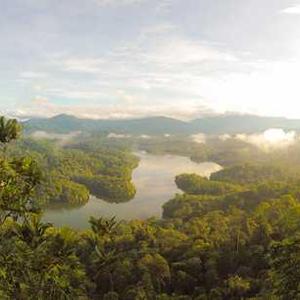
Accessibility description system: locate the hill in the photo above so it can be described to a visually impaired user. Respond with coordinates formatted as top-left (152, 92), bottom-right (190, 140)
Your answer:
top-left (23, 113), bottom-right (300, 135)
top-left (190, 114), bottom-right (300, 134)
top-left (23, 114), bottom-right (189, 135)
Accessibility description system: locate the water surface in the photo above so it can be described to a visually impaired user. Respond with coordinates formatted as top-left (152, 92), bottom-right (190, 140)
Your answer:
top-left (43, 152), bottom-right (222, 228)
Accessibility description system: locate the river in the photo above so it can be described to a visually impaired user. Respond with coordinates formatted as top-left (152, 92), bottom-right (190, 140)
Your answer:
top-left (43, 152), bottom-right (222, 229)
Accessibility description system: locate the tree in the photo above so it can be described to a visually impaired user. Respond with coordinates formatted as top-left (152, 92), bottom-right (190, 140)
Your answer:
top-left (223, 275), bottom-right (251, 299)
top-left (271, 238), bottom-right (300, 299)
top-left (0, 116), bottom-right (21, 151)
top-left (0, 117), bottom-right (88, 299)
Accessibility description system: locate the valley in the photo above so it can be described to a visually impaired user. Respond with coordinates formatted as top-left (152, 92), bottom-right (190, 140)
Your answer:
top-left (43, 151), bottom-right (222, 227)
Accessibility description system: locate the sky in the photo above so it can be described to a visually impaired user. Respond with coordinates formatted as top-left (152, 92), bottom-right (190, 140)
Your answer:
top-left (1, 0), bottom-right (300, 119)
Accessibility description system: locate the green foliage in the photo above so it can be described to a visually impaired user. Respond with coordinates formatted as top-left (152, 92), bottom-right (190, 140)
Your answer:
top-left (0, 119), bottom-right (88, 298)
top-left (271, 238), bottom-right (300, 299)
top-left (0, 116), bottom-right (21, 145)
top-left (175, 173), bottom-right (241, 195)
top-left (0, 156), bottom-right (42, 222)
top-left (6, 135), bottom-right (138, 206)
top-left (76, 174), bottom-right (136, 203)
top-left (211, 164), bottom-right (286, 185)
top-left (3, 116), bottom-right (300, 298)
top-left (0, 215), bottom-right (88, 299)
top-left (224, 275), bottom-right (251, 299)
top-left (49, 177), bottom-right (90, 205)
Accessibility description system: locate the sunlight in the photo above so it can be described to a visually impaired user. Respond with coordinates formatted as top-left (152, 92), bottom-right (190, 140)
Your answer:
top-left (200, 59), bottom-right (300, 118)
top-left (263, 128), bottom-right (295, 144)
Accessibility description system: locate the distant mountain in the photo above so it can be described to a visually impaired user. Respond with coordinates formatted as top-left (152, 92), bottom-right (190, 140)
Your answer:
top-left (23, 114), bottom-right (190, 135)
top-left (190, 115), bottom-right (300, 134)
top-left (23, 113), bottom-right (300, 135)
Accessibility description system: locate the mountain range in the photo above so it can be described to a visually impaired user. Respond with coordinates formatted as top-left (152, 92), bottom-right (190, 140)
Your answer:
top-left (22, 114), bottom-right (300, 135)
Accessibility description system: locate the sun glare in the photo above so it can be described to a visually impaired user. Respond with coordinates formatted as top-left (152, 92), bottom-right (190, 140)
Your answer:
top-left (263, 128), bottom-right (295, 144)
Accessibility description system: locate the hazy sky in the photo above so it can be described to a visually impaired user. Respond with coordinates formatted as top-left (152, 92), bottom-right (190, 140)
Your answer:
top-left (1, 0), bottom-right (300, 119)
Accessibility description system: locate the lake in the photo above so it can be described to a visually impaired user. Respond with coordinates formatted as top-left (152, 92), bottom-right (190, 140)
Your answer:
top-left (43, 152), bottom-right (222, 229)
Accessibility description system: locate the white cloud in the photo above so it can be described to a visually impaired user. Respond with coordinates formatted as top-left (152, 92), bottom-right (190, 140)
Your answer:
top-left (141, 38), bottom-right (239, 65)
top-left (107, 133), bottom-right (131, 138)
top-left (31, 131), bottom-right (81, 145)
top-left (19, 23), bottom-right (300, 121)
top-left (281, 5), bottom-right (300, 14)
top-left (140, 134), bottom-right (151, 139)
top-left (155, 0), bottom-right (174, 14)
top-left (15, 19), bottom-right (298, 120)
top-left (32, 96), bottom-right (53, 106)
top-left (4, 0), bottom-right (300, 121)
top-left (18, 97), bottom-right (209, 120)
top-left (63, 58), bottom-right (105, 73)
top-left (140, 23), bottom-right (177, 37)
top-left (31, 130), bottom-right (80, 140)
top-left (190, 133), bottom-right (206, 144)
top-left (94, 0), bottom-right (146, 6)
top-left (22, 35), bottom-right (300, 119)
top-left (196, 59), bottom-right (300, 117)
top-left (38, 29), bottom-right (240, 118)
top-left (235, 129), bottom-right (297, 151)
top-left (45, 89), bottom-right (105, 100)
top-left (116, 89), bottom-right (140, 104)
top-left (219, 134), bottom-right (231, 141)
top-left (20, 71), bottom-right (47, 79)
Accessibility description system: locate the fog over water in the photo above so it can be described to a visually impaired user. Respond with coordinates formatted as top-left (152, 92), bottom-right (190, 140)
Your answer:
top-left (43, 152), bottom-right (222, 229)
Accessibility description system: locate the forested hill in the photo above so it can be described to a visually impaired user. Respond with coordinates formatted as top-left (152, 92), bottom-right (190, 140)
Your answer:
top-left (23, 114), bottom-right (190, 135)
top-left (23, 113), bottom-right (300, 135)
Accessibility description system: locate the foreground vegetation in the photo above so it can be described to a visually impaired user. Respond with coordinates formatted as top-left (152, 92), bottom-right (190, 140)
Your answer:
top-left (1, 116), bottom-right (300, 299)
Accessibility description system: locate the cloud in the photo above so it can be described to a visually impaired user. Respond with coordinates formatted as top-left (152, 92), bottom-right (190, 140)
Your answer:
top-left (139, 134), bottom-right (151, 139)
top-left (281, 5), bottom-right (300, 14)
top-left (25, 27), bottom-right (238, 118)
top-left (196, 59), bottom-right (300, 117)
top-left (45, 89), bottom-right (105, 100)
top-left (20, 72), bottom-right (48, 79)
top-left (140, 23), bottom-right (177, 37)
top-left (94, 0), bottom-right (146, 6)
top-left (17, 35), bottom-right (300, 120)
top-left (107, 133), bottom-right (131, 138)
top-left (141, 38), bottom-right (238, 65)
top-left (235, 128), bottom-right (297, 151)
top-left (155, 0), bottom-right (173, 14)
top-left (190, 133), bottom-right (206, 144)
top-left (116, 90), bottom-right (140, 104)
top-left (219, 134), bottom-right (231, 141)
top-left (32, 97), bottom-right (53, 106)
top-left (30, 131), bottom-right (81, 145)
top-left (3, 0), bottom-right (300, 121)
top-left (18, 97), bottom-right (211, 120)
top-left (10, 15), bottom-right (290, 120)
top-left (56, 34), bottom-right (237, 81)
top-left (63, 58), bottom-right (104, 73)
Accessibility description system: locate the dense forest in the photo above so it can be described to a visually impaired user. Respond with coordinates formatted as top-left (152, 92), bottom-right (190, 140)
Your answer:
top-left (1, 116), bottom-right (300, 299)
top-left (4, 132), bottom-right (138, 206)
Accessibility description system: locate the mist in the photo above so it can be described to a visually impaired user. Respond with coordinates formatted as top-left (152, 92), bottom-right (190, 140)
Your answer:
top-left (235, 128), bottom-right (297, 151)
top-left (190, 133), bottom-right (207, 144)
top-left (30, 131), bottom-right (81, 145)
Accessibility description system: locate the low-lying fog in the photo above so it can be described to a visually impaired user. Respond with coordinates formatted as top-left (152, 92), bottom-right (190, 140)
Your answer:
top-left (191, 128), bottom-right (297, 151)
top-left (30, 131), bottom-right (81, 145)
top-left (31, 128), bottom-right (298, 152)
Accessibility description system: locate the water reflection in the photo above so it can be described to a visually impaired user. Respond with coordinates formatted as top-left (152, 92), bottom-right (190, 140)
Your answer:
top-left (43, 152), bottom-right (222, 228)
